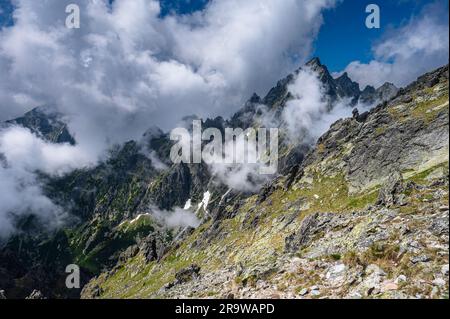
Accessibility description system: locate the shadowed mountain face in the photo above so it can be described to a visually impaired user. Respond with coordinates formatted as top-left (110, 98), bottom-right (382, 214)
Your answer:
top-left (0, 60), bottom-right (447, 299)
top-left (5, 106), bottom-right (76, 145)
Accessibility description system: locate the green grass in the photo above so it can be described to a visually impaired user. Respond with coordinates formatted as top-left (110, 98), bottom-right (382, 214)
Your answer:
top-left (411, 93), bottom-right (449, 123)
top-left (274, 172), bottom-right (378, 215)
top-left (406, 162), bottom-right (449, 185)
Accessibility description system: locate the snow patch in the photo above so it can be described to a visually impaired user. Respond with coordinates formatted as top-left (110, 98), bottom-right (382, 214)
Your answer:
top-left (130, 213), bottom-right (152, 224)
top-left (118, 213), bottom-right (152, 228)
top-left (183, 199), bottom-right (192, 210)
top-left (196, 191), bottom-right (211, 216)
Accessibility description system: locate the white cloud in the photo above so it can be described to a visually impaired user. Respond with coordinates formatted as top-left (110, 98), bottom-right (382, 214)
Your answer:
top-left (0, 126), bottom-right (96, 175)
top-left (341, 1), bottom-right (449, 88)
top-left (0, 0), bottom-right (336, 134)
top-left (282, 68), bottom-right (329, 143)
top-left (0, 125), bottom-right (96, 238)
top-left (281, 67), bottom-right (373, 145)
top-left (0, 165), bottom-right (65, 238)
top-left (204, 127), bottom-right (276, 192)
top-left (150, 206), bottom-right (200, 228)
top-left (0, 0), bottom-right (337, 235)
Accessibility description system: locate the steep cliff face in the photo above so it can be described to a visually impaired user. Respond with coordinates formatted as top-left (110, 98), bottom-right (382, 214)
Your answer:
top-left (81, 65), bottom-right (449, 299)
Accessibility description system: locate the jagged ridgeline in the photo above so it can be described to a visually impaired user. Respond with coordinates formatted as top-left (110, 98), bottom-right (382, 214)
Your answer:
top-left (0, 60), bottom-right (448, 299)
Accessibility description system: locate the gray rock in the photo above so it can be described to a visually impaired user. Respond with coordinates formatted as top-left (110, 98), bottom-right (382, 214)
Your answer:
top-left (357, 264), bottom-right (386, 296)
top-left (26, 290), bottom-right (46, 299)
top-left (175, 264), bottom-right (201, 284)
top-left (326, 264), bottom-right (347, 286)
top-left (376, 82), bottom-right (399, 102)
top-left (429, 213), bottom-right (449, 236)
top-left (118, 245), bottom-right (139, 264)
top-left (309, 286), bottom-right (321, 296)
top-left (376, 170), bottom-right (404, 207)
top-left (299, 288), bottom-right (308, 296)
top-left (432, 278), bottom-right (446, 287)
top-left (441, 264), bottom-right (449, 276)
top-left (140, 234), bottom-right (166, 263)
top-left (394, 275), bottom-right (407, 284)
top-left (285, 213), bottom-right (319, 253)
top-left (410, 255), bottom-right (431, 264)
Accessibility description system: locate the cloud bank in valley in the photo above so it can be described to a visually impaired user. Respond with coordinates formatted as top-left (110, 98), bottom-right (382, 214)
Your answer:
top-left (0, 126), bottom-right (96, 238)
top-left (150, 206), bottom-right (200, 229)
top-left (283, 68), bottom-right (371, 144)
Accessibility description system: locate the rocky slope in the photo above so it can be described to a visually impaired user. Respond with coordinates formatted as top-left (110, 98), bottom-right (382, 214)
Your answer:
top-left (81, 65), bottom-right (449, 299)
top-left (0, 60), bottom-right (447, 299)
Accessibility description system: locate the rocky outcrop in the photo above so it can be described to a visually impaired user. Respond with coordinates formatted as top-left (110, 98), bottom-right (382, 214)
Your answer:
top-left (335, 72), bottom-right (361, 104)
top-left (376, 171), bottom-right (405, 207)
top-left (140, 234), bottom-right (167, 263)
top-left (297, 65), bottom-right (449, 195)
top-left (360, 83), bottom-right (399, 105)
top-left (26, 290), bottom-right (46, 299)
top-left (285, 213), bottom-right (319, 253)
top-left (377, 82), bottom-right (399, 102)
top-left (175, 264), bottom-right (201, 284)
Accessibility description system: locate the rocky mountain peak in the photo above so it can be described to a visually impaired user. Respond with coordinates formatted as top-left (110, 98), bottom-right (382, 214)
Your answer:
top-left (5, 106), bottom-right (75, 145)
top-left (142, 126), bottom-right (164, 139)
top-left (336, 71), bottom-right (350, 80)
top-left (305, 57), bottom-right (322, 68)
top-left (248, 93), bottom-right (262, 104)
top-left (304, 57), bottom-right (332, 80)
top-left (335, 72), bottom-right (361, 101)
top-left (376, 82), bottom-right (399, 101)
top-left (362, 85), bottom-right (376, 94)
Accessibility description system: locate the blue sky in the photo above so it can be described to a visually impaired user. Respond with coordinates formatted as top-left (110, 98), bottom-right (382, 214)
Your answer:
top-left (153, 0), bottom-right (446, 72)
top-left (315, 0), bottom-right (440, 71)
top-left (0, 0), bottom-right (13, 28)
top-left (0, 0), bottom-right (446, 72)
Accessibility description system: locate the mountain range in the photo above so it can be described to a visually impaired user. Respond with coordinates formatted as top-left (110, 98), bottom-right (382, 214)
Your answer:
top-left (0, 58), bottom-right (448, 299)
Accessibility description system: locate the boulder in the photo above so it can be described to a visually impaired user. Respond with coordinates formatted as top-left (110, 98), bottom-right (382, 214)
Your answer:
top-left (285, 213), bottom-right (319, 253)
top-left (377, 171), bottom-right (404, 207)
top-left (175, 264), bottom-right (201, 284)
top-left (140, 234), bottom-right (166, 263)
top-left (26, 290), bottom-right (46, 299)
